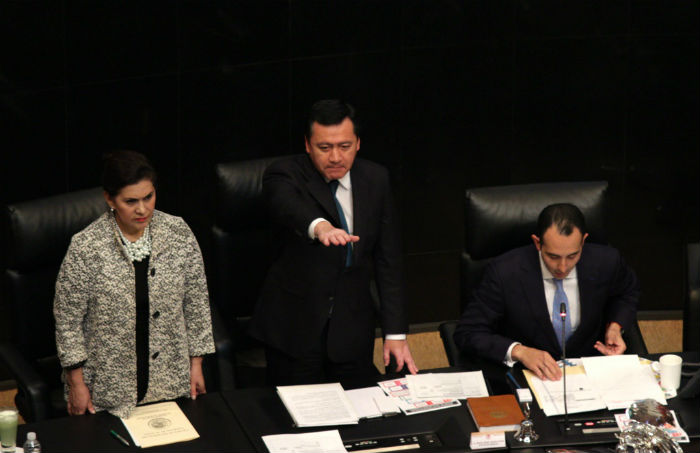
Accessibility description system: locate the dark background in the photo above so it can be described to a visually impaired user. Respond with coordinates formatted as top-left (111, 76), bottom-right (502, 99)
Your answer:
top-left (1, 0), bottom-right (698, 324)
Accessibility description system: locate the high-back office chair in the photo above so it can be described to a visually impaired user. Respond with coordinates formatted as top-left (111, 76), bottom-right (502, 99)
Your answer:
top-left (211, 156), bottom-right (283, 387)
top-left (0, 188), bottom-right (105, 422)
top-left (440, 181), bottom-right (648, 367)
top-left (685, 242), bottom-right (700, 352)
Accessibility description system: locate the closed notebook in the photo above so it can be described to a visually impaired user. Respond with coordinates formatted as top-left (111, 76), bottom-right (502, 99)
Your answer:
top-left (466, 394), bottom-right (524, 432)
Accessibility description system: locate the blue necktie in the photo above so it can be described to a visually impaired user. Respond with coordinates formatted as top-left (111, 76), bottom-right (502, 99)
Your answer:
top-left (552, 279), bottom-right (573, 346)
top-left (329, 180), bottom-right (352, 267)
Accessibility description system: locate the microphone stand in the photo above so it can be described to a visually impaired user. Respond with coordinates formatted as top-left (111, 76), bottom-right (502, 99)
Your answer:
top-left (560, 302), bottom-right (569, 433)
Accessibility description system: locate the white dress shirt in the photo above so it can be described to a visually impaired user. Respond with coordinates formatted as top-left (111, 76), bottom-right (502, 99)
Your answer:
top-left (307, 171), bottom-right (405, 341)
top-left (308, 171), bottom-right (353, 237)
top-left (504, 251), bottom-right (581, 364)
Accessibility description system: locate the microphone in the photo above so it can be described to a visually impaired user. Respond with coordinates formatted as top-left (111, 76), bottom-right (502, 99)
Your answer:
top-left (560, 302), bottom-right (569, 432)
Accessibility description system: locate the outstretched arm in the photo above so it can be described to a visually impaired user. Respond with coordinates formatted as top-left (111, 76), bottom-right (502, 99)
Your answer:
top-left (314, 220), bottom-right (360, 246)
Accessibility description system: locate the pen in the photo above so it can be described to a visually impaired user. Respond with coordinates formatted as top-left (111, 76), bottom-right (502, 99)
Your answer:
top-left (506, 371), bottom-right (521, 389)
top-left (110, 429), bottom-right (130, 447)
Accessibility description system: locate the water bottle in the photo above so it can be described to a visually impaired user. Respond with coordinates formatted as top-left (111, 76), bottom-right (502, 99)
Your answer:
top-left (23, 431), bottom-right (41, 453)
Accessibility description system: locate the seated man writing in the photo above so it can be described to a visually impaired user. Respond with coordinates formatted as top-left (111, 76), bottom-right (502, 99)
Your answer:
top-left (454, 203), bottom-right (640, 381)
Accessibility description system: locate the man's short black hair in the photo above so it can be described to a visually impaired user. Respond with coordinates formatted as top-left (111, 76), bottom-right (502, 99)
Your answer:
top-left (536, 203), bottom-right (587, 240)
top-left (306, 99), bottom-right (359, 139)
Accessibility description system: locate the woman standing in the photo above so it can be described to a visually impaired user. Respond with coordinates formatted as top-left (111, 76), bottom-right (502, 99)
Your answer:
top-left (54, 150), bottom-right (215, 417)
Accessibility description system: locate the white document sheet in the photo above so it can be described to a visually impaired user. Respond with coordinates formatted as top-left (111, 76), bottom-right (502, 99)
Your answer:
top-left (405, 371), bottom-right (489, 399)
top-left (582, 355), bottom-right (667, 410)
top-left (277, 383), bottom-right (359, 427)
top-left (524, 367), bottom-right (606, 416)
top-left (345, 387), bottom-right (394, 419)
top-left (262, 430), bottom-right (347, 453)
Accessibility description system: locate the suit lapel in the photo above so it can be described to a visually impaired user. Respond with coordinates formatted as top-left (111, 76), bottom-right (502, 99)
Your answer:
top-left (349, 164), bottom-right (366, 261)
top-left (569, 247), bottom-right (597, 349)
top-left (302, 157), bottom-right (341, 226)
top-left (520, 247), bottom-right (561, 354)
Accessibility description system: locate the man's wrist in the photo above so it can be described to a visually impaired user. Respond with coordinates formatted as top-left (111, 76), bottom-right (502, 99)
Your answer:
top-left (607, 321), bottom-right (624, 334)
top-left (308, 218), bottom-right (327, 239)
top-left (504, 342), bottom-right (522, 366)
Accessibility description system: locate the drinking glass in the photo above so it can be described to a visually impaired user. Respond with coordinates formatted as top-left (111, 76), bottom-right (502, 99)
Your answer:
top-left (0, 407), bottom-right (18, 453)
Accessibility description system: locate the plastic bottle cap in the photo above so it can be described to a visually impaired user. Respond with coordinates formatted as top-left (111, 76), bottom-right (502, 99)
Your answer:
top-left (27, 432), bottom-right (36, 441)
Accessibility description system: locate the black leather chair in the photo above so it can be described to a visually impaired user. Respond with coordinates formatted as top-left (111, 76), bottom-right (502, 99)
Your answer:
top-left (0, 188), bottom-right (105, 422)
top-left (440, 180), bottom-right (647, 367)
top-left (685, 242), bottom-right (700, 352)
top-left (211, 156), bottom-right (283, 387)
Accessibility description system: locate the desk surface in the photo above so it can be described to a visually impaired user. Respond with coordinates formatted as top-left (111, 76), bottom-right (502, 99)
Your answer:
top-left (15, 359), bottom-right (700, 453)
top-left (223, 387), bottom-right (489, 453)
top-left (16, 392), bottom-right (255, 452)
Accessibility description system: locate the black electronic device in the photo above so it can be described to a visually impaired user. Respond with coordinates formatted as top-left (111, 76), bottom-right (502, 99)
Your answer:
top-left (556, 415), bottom-right (620, 435)
top-left (344, 433), bottom-right (440, 452)
top-left (560, 302), bottom-right (570, 433)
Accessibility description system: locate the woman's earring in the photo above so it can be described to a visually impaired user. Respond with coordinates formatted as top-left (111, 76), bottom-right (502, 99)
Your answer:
top-left (110, 207), bottom-right (115, 213)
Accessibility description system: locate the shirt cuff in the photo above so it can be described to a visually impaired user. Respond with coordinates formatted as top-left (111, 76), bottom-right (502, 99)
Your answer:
top-left (503, 342), bottom-right (521, 367)
top-left (308, 218), bottom-right (327, 239)
top-left (385, 334), bottom-right (407, 341)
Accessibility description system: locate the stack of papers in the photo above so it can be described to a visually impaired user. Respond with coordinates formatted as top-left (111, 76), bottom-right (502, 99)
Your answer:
top-left (523, 361), bottom-right (606, 416)
top-left (377, 378), bottom-right (461, 415)
top-left (262, 430), bottom-right (347, 453)
top-left (378, 371), bottom-right (489, 415)
top-left (524, 355), bottom-right (669, 417)
top-left (344, 387), bottom-right (400, 419)
top-left (277, 372), bottom-right (490, 425)
top-left (581, 355), bottom-right (666, 410)
top-left (277, 383), bottom-right (359, 427)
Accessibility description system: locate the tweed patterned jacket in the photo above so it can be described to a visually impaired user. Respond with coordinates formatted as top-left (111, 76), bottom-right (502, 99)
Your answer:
top-left (54, 210), bottom-right (215, 418)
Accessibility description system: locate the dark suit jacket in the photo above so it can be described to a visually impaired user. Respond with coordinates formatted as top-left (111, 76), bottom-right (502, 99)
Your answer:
top-left (249, 154), bottom-right (407, 361)
top-left (454, 243), bottom-right (639, 363)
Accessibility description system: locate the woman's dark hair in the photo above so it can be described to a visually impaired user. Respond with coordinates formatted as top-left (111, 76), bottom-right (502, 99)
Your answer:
top-left (102, 150), bottom-right (158, 197)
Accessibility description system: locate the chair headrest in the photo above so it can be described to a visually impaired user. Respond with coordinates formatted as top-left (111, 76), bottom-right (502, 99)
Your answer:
top-left (465, 181), bottom-right (608, 260)
top-left (4, 187), bottom-right (106, 271)
top-left (214, 157), bottom-right (283, 232)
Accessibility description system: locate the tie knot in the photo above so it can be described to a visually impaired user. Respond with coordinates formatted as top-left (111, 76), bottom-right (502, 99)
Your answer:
top-left (554, 278), bottom-right (564, 288)
top-left (329, 179), bottom-right (340, 194)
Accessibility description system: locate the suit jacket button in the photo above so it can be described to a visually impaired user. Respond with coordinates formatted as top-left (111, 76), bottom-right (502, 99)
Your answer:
top-left (329, 296), bottom-right (334, 301)
top-left (152, 311), bottom-right (160, 319)
top-left (152, 352), bottom-right (159, 359)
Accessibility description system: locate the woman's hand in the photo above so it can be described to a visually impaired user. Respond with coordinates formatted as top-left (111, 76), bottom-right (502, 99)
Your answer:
top-left (189, 356), bottom-right (206, 400)
top-left (66, 368), bottom-right (96, 415)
